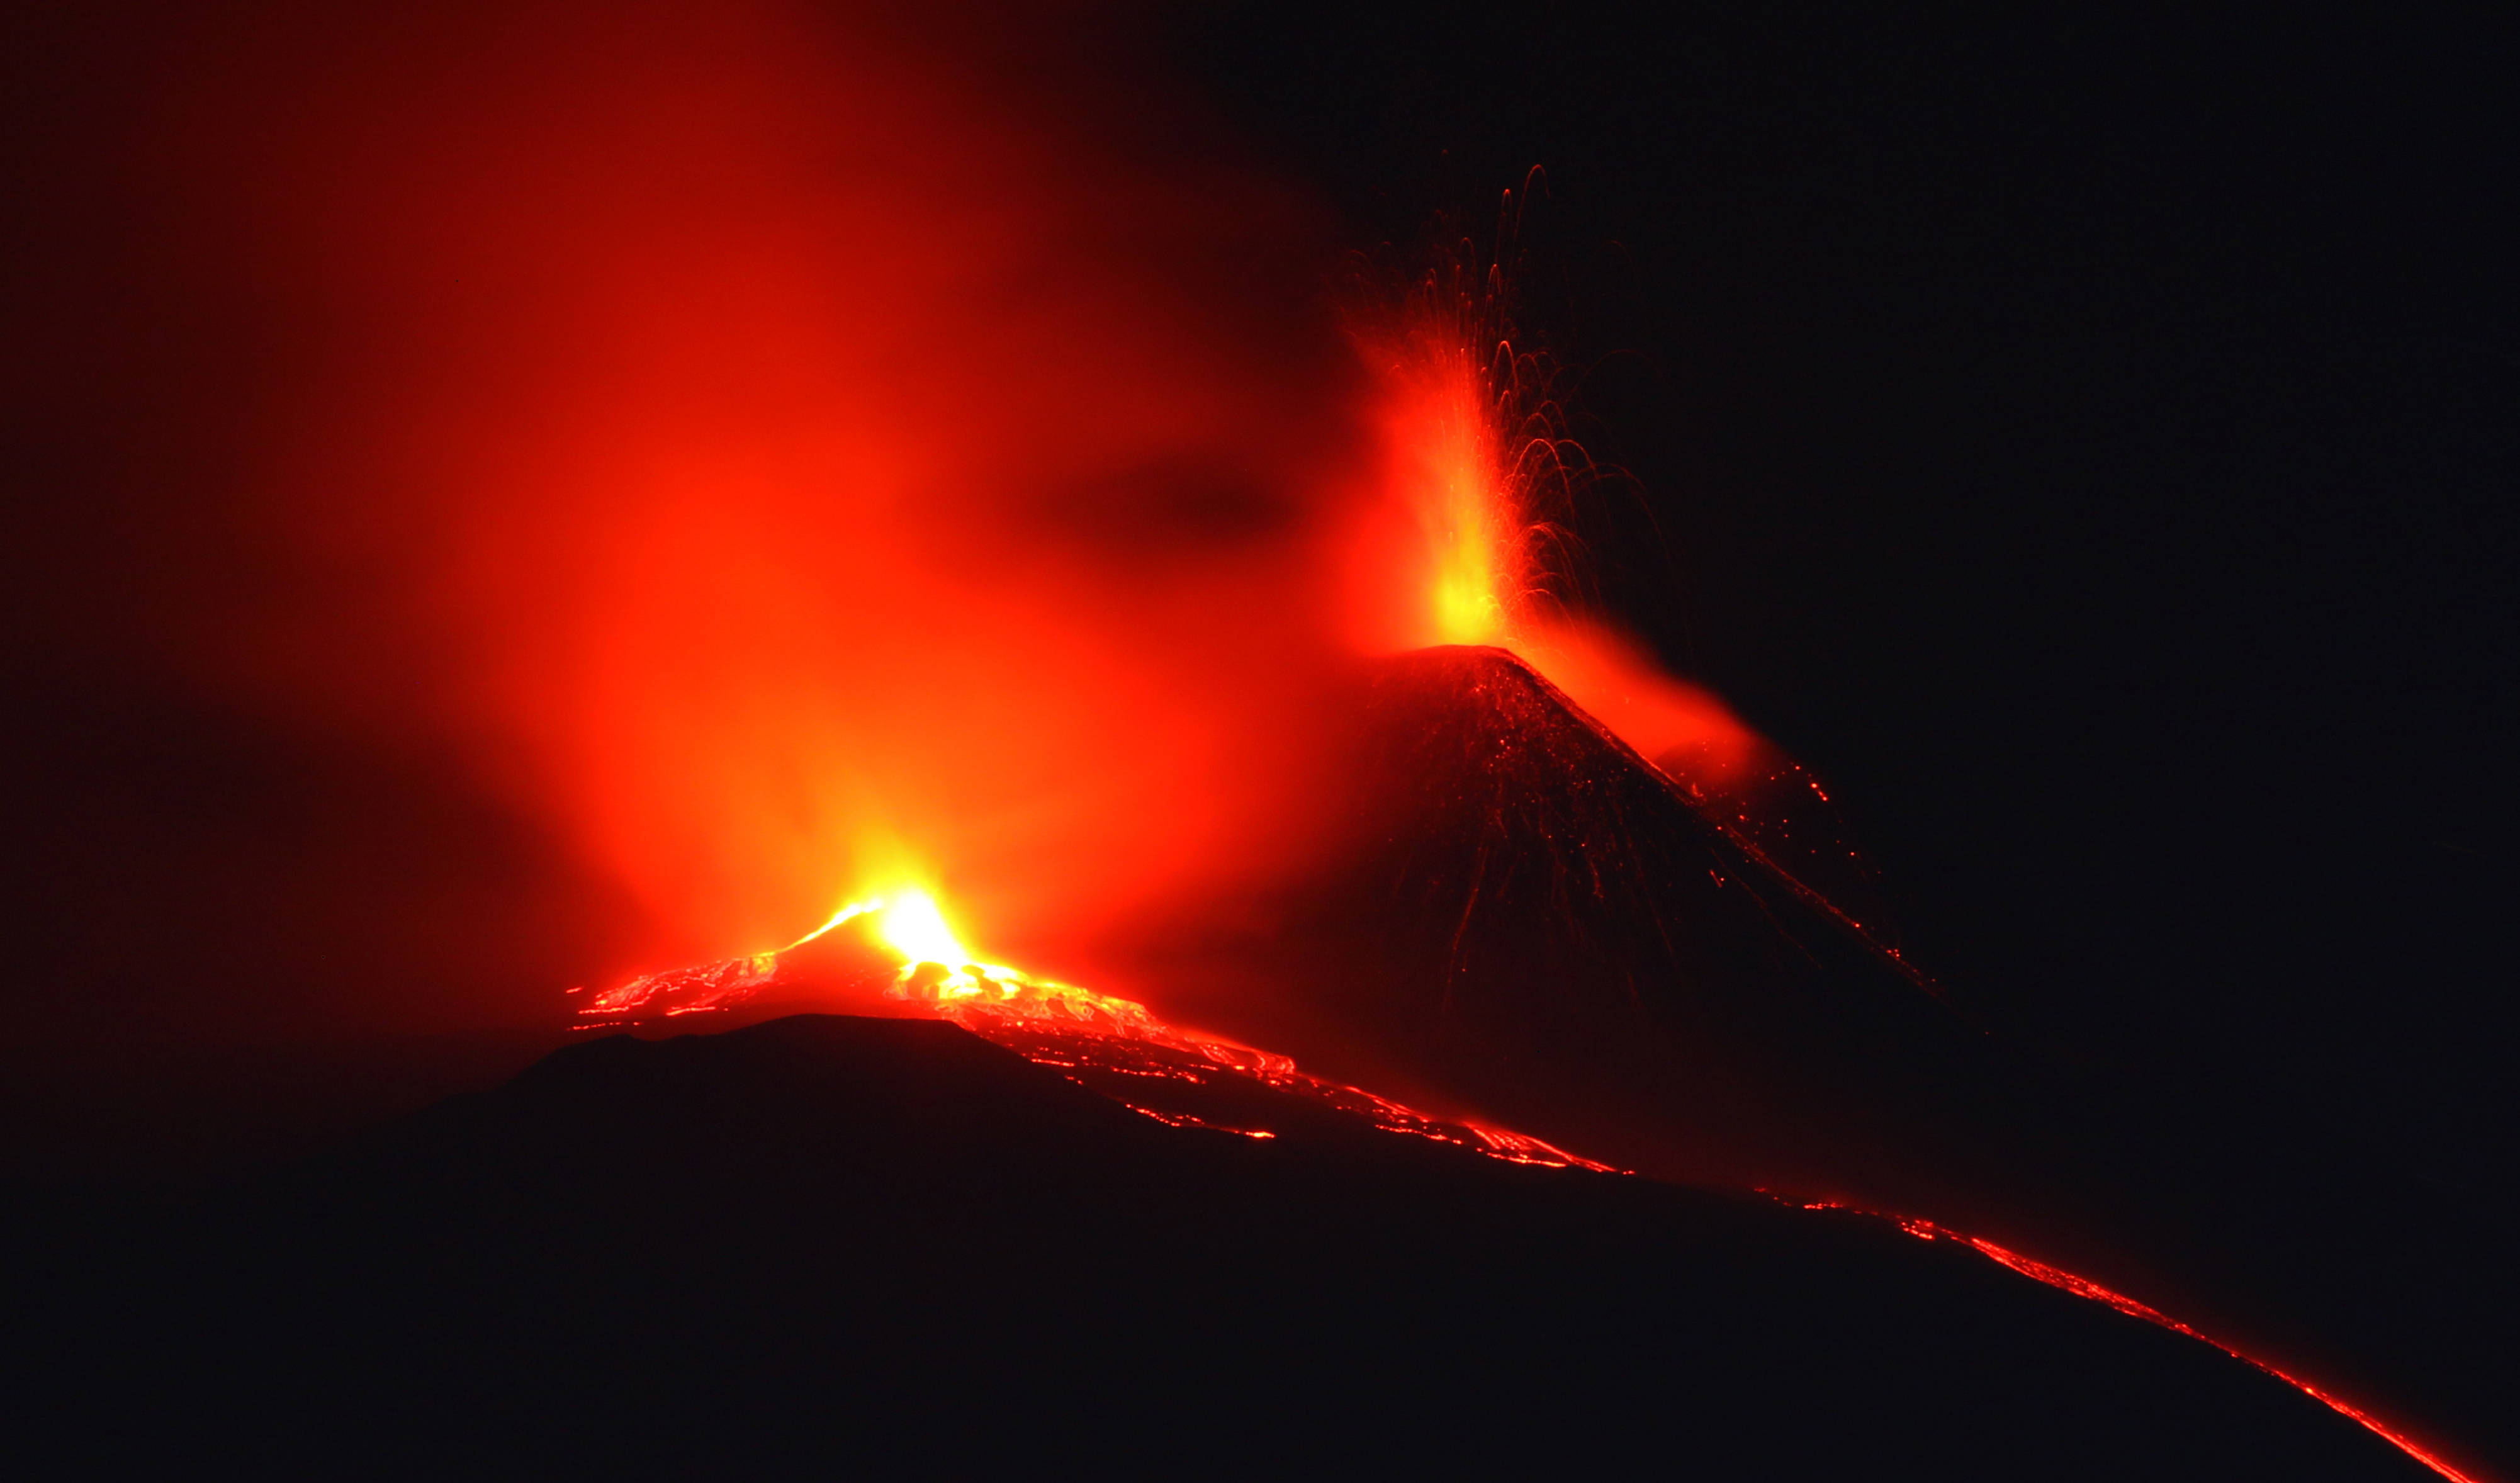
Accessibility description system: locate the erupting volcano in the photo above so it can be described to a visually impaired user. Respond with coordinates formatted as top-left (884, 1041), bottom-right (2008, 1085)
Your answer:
top-left (4, 3), bottom-right (2500, 1479)
top-left (556, 275), bottom-right (2467, 1473)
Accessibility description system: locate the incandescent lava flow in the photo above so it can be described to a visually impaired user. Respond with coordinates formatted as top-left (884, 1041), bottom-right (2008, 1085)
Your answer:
top-left (578, 890), bottom-right (1614, 1173)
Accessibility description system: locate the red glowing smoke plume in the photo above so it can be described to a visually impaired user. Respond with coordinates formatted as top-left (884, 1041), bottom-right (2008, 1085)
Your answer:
top-left (149, 0), bottom-right (1390, 988)
top-left (138, 0), bottom-right (1776, 1007)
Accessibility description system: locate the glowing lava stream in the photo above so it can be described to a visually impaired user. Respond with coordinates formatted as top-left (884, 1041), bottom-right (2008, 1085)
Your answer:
top-left (580, 891), bottom-right (2482, 1482)
top-left (573, 891), bottom-right (1614, 1172)
top-left (1781, 1202), bottom-right (2482, 1483)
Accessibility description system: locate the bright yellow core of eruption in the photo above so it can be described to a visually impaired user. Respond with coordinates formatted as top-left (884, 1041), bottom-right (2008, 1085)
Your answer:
top-left (787, 887), bottom-right (974, 969)
top-left (1405, 359), bottom-right (1519, 648)
top-left (870, 888), bottom-right (970, 967)
top-left (1432, 504), bottom-right (1508, 645)
top-left (786, 884), bottom-right (1145, 1021)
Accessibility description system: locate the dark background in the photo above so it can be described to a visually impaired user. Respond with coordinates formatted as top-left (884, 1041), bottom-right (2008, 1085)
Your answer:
top-left (1174, 4), bottom-right (2517, 1215)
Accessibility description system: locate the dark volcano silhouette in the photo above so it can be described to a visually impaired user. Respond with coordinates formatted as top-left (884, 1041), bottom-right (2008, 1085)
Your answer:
top-left (3, 1014), bottom-right (2433, 1478)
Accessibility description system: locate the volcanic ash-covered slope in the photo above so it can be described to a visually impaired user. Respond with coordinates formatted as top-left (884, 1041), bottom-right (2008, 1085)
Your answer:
top-left (11, 1013), bottom-right (2429, 1479)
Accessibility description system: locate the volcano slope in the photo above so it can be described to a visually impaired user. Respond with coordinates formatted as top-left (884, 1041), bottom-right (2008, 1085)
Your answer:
top-left (1148, 645), bottom-right (2149, 1259)
top-left (4, 1013), bottom-right (2431, 1479)
top-left (1135, 645), bottom-right (2508, 1474)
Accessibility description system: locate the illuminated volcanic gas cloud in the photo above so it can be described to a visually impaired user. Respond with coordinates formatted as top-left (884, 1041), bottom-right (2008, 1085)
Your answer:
top-left (155, 0), bottom-right (1791, 1005)
top-left (159, 0), bottom-right (1385, 983)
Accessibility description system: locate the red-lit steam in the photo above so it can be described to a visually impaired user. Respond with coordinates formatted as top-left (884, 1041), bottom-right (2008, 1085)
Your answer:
top-left (141, 0), bottom-right (1780, 1003)
top-left (156, 0), bottom-right (1380, 983)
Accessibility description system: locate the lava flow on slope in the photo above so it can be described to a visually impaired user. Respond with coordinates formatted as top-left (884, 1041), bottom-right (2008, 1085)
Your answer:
top-left (574, 891), bottom-right (1612, 1173)
top-left (573, 857), bottom-right (2474, 1480)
